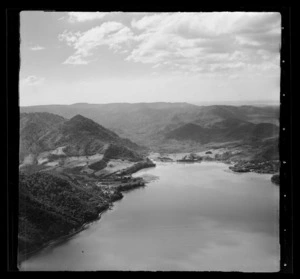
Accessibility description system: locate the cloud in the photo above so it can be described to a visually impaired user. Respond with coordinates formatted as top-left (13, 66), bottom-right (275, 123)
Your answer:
top-left (67, 12), bottom-right (108, 23)
top-left (30, 45), bottom-right (45, 51)
top-left (63, 55), bottom-right (89, 65)
top-left (20, 75), bottom-right (45, 86)
top-left (59, 12), bottom-right (281, 75)
top-left (131, 13), bottom-right (169, 30)
top-left (59, 21), bottom-right (135, 64)
top-left (127, 12), bottom-right (281, 74)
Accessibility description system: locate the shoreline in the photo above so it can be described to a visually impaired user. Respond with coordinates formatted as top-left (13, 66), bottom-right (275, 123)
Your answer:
top-left (18, 190), bottom-right (127, 267)
top-left (18, 203), bottom-right (113, 267)
top-left (153, 155), bottom-right (278, 175)
top-left (151, 152), bottom-right (279, 185)
top-left (18, 160), bottom-right (156, 267)
top-left (18, 156), bottom-right (278, 267)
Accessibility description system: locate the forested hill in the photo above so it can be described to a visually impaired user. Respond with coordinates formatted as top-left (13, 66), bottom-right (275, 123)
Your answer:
top-left (20, 112), bottom-right (145, 164)
top-left (165, 121), bottom-right (278, 144)
top-left (18, 171), bottom-right (122, 257)
top-left (20, 103), bottom-right (279, 148)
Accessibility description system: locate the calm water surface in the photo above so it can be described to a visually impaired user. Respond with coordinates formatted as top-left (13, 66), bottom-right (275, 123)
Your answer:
top-left (20, 162), bottom-right (279, 271)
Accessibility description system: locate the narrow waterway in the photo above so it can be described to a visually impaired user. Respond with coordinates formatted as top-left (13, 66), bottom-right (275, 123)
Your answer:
top-left (20, 162), bottom-right (280, 271)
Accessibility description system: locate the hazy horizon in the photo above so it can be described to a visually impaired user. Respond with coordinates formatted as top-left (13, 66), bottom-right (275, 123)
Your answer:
top-left (20, 11), bottom-right (281, 106)
top-left (20, 99), bottom-right (279, 108)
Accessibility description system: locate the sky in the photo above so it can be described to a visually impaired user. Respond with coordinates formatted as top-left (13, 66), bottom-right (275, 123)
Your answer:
top-left (19, 11), bottom-right (281, 106)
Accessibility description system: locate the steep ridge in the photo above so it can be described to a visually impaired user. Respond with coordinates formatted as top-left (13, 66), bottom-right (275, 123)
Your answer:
top-left (20, 113), bottom-right (144, 164)
top-left (18, 113), bottom-right (155, 259)
top-left (20, 113), bottom-right (66, 161)
top-left (20, 103), bottom-right (279, 148)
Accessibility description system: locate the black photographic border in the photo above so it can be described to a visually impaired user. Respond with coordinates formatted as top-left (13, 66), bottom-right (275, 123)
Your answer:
top-left (5, 6), bottom-right (294, 274)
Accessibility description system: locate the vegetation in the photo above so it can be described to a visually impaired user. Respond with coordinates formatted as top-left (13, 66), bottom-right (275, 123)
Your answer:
top-left (17, 105), bottom-right (280, 260)
top-left (88, 159), bottom-right (108, 171)
top-left (119, 159), bottom-right (156, 176)
top-left (229, 160), bottom-right (279, 174)
top-left (18, 172), bottom-right (118, 256)
top-left (20, 112), bottom-right (65, 161)
top-left (165, 121), bottom-right (278, 144)
top-left (20, 103), bottom-right (279, 151)
top-left (271, 174), bottom-right (280, 185)
top-left (103, 144), bottom-right (143, 162)
top-left (20, 113), bottom-right (145, 163)
top-left (47, 154), bottom-right (67, 161)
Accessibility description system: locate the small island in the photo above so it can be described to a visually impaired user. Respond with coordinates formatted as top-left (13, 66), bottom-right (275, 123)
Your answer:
top-left (177, 153), bottom-right (202, 163)
top-left (229, 160), bottom-right (279, 174)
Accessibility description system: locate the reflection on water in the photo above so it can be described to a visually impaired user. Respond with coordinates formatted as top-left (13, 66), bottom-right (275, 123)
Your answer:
top-left (20, 162), bottom-right (279, 272)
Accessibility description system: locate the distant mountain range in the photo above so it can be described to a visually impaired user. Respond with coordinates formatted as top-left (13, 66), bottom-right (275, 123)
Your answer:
top-left (18, 103), bottom-right (280, 257)
top-left (20, 102), bottom-right (279, 149)
top-left (165, 120), bottom-right (278, 144)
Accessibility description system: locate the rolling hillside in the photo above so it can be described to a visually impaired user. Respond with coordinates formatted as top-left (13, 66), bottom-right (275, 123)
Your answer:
top-left (20, 112), bottom-right (144, 164)
top-left (165, 119), bottom-right (278, 144)
top-left (18, 103), bottom-right (280, 258)
top-left (18, 112), bottom-right (155, 258)
top-left (20, 103), bottom-right (279, 148)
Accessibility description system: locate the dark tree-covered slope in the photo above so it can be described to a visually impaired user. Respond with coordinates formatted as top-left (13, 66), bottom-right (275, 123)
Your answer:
top-left (18, 172), bottom-right (121, 257)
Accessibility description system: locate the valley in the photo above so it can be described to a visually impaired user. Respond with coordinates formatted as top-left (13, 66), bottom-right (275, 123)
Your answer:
top-left (19, 152), bottom-right (156, 261)
top-left (20, 103), bottom-right (279, 149)
top-left (18, 103), bottom-right (280, 265)
top-left (18, 112), bottom-right (155, 261)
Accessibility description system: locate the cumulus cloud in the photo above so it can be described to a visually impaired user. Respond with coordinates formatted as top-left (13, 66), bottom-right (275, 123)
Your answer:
top-left (127, 12), bottom-right (281, 74)
top-left (63, 55), bottom-right (89, 65)
top-left (20, 75), bottom-right (45, 86)
top-left (30, 45), bottom-right (45, 51)
top-left (59, 12), bottom-right (281, 75)
top-left (59, 21), bottom-right (135, 64)
top-left (67, 12), bottom-right (108, 23)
